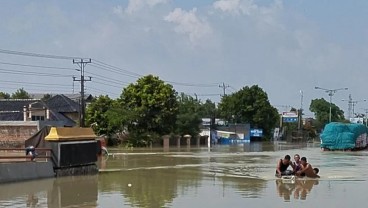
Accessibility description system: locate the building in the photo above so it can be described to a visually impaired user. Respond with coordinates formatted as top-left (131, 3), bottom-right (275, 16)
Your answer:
top-left (0, 94), bottom-right (82, 147)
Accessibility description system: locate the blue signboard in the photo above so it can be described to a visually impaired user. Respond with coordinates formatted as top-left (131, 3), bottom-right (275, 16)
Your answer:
top-left (283, 117), bottom-right (298, 123)
top-left (250, 129), bottom-right (263, 137)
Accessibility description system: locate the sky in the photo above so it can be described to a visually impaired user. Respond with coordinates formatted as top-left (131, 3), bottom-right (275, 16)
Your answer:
top-left (1, 0), bottom-right (368, 118)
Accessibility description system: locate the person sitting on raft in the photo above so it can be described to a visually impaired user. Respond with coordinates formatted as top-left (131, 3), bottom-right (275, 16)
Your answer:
top-left (296, 157), bottom-right (320, 178)
top-left (275, 155), bottom-right (294, 177)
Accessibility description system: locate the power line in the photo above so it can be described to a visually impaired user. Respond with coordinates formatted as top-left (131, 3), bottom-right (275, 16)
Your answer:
top-left (92, 80), bottom-right (123, 88)
top-left (0, 48), bottom-right (222, 91)
top-left (196, 93), bottom-right (221, 96)
top-left (0, 79), bottom-right (70, 87)
top-left (0, 68), bottom-right (73, 77)
top-left (167, 80), bottom-right (219, 87)
top-left (1, 86), bottom-right (72, 93)
top-left (86, 86), bottom-right (119, 96)
top-left (86, 71), bottom-right (131, 86)
top-left (0, 61), bottom-right (76, 71)
top-left (0, 82), bottom-right (71, 91)
top-left (91, 61), bottom-right (141, 78)
top-left (0, 48), bottom-right (85, 60)
top-left (229, 86), bottom-right (237, 91)
top-left (93, 59), bottom-right (220, 87)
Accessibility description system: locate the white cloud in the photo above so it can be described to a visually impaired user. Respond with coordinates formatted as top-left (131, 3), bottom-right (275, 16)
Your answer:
top-left (213, 0), bottom-right (258, 15)
top-left (125, 0), bottom-right (169, 14)
top-left (164, 8), bottom-right (212, 43)
top-left (113, 5), bottom-right (124, 16)
top-left (2, 1), bottom-right (367, 112)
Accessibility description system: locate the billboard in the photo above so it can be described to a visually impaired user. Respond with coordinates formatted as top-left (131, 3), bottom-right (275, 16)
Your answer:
top-left (250, 129), bottom-right (263, 137)
top-left (282, 112), bottom-right (298, 123)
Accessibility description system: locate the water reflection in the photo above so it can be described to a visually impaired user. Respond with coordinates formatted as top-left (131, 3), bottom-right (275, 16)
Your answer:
top-left (3, 142), bottom-right (368, 207)
top-left (217, 176), bottom-right (266, 198)
top-left (276, 179), bottom-right (319, 201)
top-left (99, 167), bottom-right (202, 208)
top-left (27, 193), bottom-right (39, 208)
top-left (0, 175), bottom-right (98, 208)
top-left (48, 175), bottom-right (98, 207)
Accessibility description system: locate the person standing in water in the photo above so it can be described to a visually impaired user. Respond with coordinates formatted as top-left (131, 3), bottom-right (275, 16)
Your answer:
top-left (275, 155), bottom-right (294, 177)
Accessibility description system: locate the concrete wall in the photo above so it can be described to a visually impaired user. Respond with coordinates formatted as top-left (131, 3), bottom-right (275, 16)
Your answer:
top-left (0, 121), bottom-right (39, 147)
top-left (0, 161), bottom-right (54, 183)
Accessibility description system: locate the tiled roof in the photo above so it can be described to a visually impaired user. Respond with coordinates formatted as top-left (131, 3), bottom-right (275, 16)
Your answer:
top-left (48, 110), bottom-right (76, 126)
top-left (45, 94), bottom-right (79, 113)
top-left (0, 95), bottom-right (80, 126)
top-left (0, 99), bottom-right (38, 111)
top-left (29, 93), bottom-right (93, 101)
top-left (0, 112), bottom-right (23, 121)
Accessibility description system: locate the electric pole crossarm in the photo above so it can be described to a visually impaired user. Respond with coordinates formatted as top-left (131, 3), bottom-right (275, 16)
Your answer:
top-left (73, 58), bottom-right (92, 127)
top-left (219, 82), bottom-right (230, 97)
top-left (315, 86), bottom-right (348, 123)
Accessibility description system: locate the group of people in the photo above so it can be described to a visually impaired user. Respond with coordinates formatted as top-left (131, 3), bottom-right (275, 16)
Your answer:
top-left (275, 154), bottom-right (320, 178)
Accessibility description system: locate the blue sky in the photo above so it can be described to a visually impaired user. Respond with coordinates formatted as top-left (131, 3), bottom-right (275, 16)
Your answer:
top-left (1, 0), bottom-right (368, 117)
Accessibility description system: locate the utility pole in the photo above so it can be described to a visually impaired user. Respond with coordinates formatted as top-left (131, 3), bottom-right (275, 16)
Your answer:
top-left (363, 108), bottom-right (368, 127)
top-left (72, 76), bottom-right (76, 94)
top-left (219, 82), bottom-right (229, 97)
top-left (342, 94), bottom-right (366, 121)
top-left (73, 58), bottom-right (92, 127)
top-left (298, 90), bottom-right (303, 130)
top-left (348, 94), bottom-right (352, 120)
top-left (315, 86), bottom-right (348, 123)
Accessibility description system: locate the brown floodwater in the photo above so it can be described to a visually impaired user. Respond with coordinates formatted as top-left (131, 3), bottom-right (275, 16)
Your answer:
top-left (1, 141), bottom-right (368, 207)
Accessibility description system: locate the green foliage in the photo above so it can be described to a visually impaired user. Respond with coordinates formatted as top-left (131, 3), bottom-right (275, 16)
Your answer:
top-left (218, 85), bottom-right (279, 138)
top-left (11, 88), bottom-right (30, 99)
top-left (309, 98), bottom-right (345, 126)
top-left (175, 93), bottom-right (202, 137)
top-left (41, 93), bottom-right (52, 101)
top-left (0, 92), bottom-right (10, 99)
top-left (126, 131), bottom-right (160, 147)
top-left (86, 95), bottom-right (114, 136)
top-left (197, 99), bottom-right (217, 118)
top-left (119, 75), bottom-right (178, 142)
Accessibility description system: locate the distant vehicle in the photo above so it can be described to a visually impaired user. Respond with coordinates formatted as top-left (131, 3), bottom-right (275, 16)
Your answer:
top-left (320, 122), bottom-right (368, 151)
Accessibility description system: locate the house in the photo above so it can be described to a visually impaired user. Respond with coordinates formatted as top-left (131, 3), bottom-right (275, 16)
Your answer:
top-left (0, 95), bottom-right (80, 126)
top-left (0, 94), bottom-right (82, 147)
top-left (29, 93), bottom-right (93, 104)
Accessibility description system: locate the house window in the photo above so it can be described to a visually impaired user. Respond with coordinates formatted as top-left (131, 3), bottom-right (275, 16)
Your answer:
top-left (32, 116), bottom-right (45, 121)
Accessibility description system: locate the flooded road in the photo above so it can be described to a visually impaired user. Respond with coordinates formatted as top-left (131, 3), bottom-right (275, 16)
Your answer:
top-left (1, 142), bottom-right (368, 207)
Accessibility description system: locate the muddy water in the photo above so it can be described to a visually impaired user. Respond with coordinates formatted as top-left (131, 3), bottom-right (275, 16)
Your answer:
top-left (1, 142), bottom-right (368, 207)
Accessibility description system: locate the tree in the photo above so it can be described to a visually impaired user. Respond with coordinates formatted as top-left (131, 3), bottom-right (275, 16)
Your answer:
top-left (0, 92), bottom-right (10, 99)
top-left (41, 93), bottom-right (53, 101)
top-left (175, 93), bottom-right (202, 137)
top-left (119, 75), bottom-right (178, 145)
top-left (218, 85), bottom-right (279, 138)
top-left (86, 95), bottom-right (139, 146)
top-left (86, 95), bottom-right (114, 136)
top-left (198, 99), bottom-right (217, 118)
top-left (309, 98), bottom-right (345, 126)
top-left (11, 88), bottom-right (30, 99)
